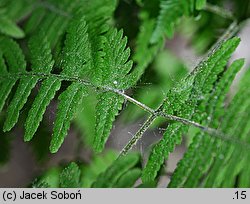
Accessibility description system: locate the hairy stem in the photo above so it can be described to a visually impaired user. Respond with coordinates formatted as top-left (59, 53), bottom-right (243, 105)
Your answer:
top-left (119, 114), bottom-right (157, 156)
top-left (0, 72), bottom-right (222, 138)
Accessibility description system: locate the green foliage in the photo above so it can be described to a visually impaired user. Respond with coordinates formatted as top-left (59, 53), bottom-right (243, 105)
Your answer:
top-left (92, 153), bottom-right (140, 187)
top-left (59, 162), bottom-right (81, 188)
top-left (93, 28), bottom-right (134, 152)
top-left (49, 13), bottom-right (90, 152)
top-left (0, 0), bottom-right (35, 38)
top-left (151, 0), bottom-right (206, 43)
top-left (0, 37), bottom-right (26, 113)
top-left (80, 151), bottom-right (117, 187)
top-left (0, 17), bottom-right (24, 38)
top-left (122, 50), bottom-right (188, 125)
top-left (196, 0), bottom-right (207, 10)
top-left (24, 0), bottom-right (80, 47)
top-left (1, 0), bottom-right (250, 188)
top-left (114, 168), bottom-right (141, 188)
top-left (168, 59), bottom-right (245, 187)
top-left (0, 2), bottom-right (133, 154)
top-left (142, 37), bottom-right (241, 183)
top-left (32, 152), bottom-right (140, 188)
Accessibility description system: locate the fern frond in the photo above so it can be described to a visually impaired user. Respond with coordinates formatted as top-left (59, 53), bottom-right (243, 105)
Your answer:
top-left (94, 92), bottom-right (124, 152)
top-left (92, 153), bottom-right (140, 187)
top-left (203, 69), bottom-right (250, 187)
top-left (114, 168), bottom-right (141, 188)
top-left (50, 84), bottom-right (88, 153)
top-left (142, 37), bottom-right (240, 183)
top-left (49, 14), bottom-right (90, 153)
top-left (1, 1), bottom-right (125, 153)
top-left (93, 29), bottom-right (133, 152)
top-left (0, 17), bottom-right (25, 38)
top-left (59, 162), bottom-right (81, 188)
top-left (0, 0), bottom-right (35, 38)
top-left (24, 0), bottom-right (79, 47)
top-left (0, 0), bottom-right (35, 21)
top-left (196, 0), bottom-right (207, 10)
top-left (80, 151), bottom-right (117, 187)
top-left (24, 78), bottom-right (60, 141)
top-left (3, 32), bottom-right (54, 132)
top-left (32, 167), bottom-right (60, 188)
top-left (24, 33), bottom-right (55, 140)
top-left (130, 0), bottom-right (164, 82)
top-left (168, 59), bottom-right (244, 187)
top-left (0, 37), bottom-right (26, 113)
top-left (151, 0), bottom-right (195, 43)
top-left (31, 153), bottom-right (140, 188)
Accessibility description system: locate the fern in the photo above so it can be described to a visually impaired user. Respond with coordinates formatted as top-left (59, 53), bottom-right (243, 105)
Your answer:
top-left (24, 0), bottom-right (79, 47)
top-left (92, 153), bottom-right (140, 187)
top-left (59, 162), bottom-right (81, 188)
top-left (203, 69), bottom-right (250, 187)
top-left (196, 0), bottom-right (207, 10)
top-left (49, 13), bottom-right (90, 153)
top-left (32, 152), bottom-right (140, 188)
top-left (131, 0), bottom-right (164, 81)
top-left (80, 151), bottom-right (117, 187)
top-left (168, 59), bottom-right (245, 187)
top-left (0, 17), bottom-right (25, 38)
top-left (0, 0), bottom-right (34, 38)
top-left (1, 0), bottom-right (250, 189)
top-left (0, 1), bottom-right (134, 153)
top-left (142, 37), bottom-right (240, 183)
top-left (0, 37), bottom-right (26, 113)
top-left (93, 29), bottom-right (133, 152)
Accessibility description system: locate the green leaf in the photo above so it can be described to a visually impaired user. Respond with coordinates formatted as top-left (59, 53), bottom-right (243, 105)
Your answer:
top-left (50, 83), bottom-right (87, 153)
top-left (4, 32), bottom-right (54, 133)
top-left (151, 0), bottom-right (195, 43)
top-left (93, 28), bottom-right (133, 152)
top-left (3, 77), bottom-right (38, 131)
top-left (24, 0), bottom-right (79, 47)
top-left (23, 33), bottom-right (55, 140)
top-left (49, 14), bottom-right (91, 153)
top-left (81, 151), bottom-right (117, 187)
top-left (74, 93), bottom-right (96, 147)
top-left (0, 37), bottom-right (26, 114)
top-left (195, 0), bottom-right (206, 10)
top-left (0, 17), bottom-right (25, 38)
top-left (114, 168), bottom-right (141, 188)
top-left (203, 68), bottom-right (250, 187)
top-left (24, 78), bottom-right (61, 141)
top-left (142, 37), bottom-right (240, 183)
top-left (59, 162), bottom-right (81, 188)
top-left (92, 153), bottom-right (140, 187)
top-left (32, 168), bottom-right (60, 188)
top-left (168, 59), bottom-right (244, 187)
top-left (130, 0), bottom-right (163, 82)
top-left (94, 92), bottom-right (124, 152)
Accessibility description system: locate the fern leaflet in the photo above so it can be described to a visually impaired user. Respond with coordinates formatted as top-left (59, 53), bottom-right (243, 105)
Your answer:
top-left (142, 37), bottom-right (240, 183)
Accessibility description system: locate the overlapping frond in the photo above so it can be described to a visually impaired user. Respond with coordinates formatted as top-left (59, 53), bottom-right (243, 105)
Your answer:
top-left (93, 29), bottom-right (133, 152)
top-left (32, 153), bottom-right (140, 188)
top-left (92, 153), bottom-right (140, 187)
top-left (168, 59), bottom-right (245, 187)
top-left (142, 37), bottom-right (240, 183)
top-left (59, 162), bottom-right (81, 188)
top-left (0, 1), bottom-right (135, 154)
